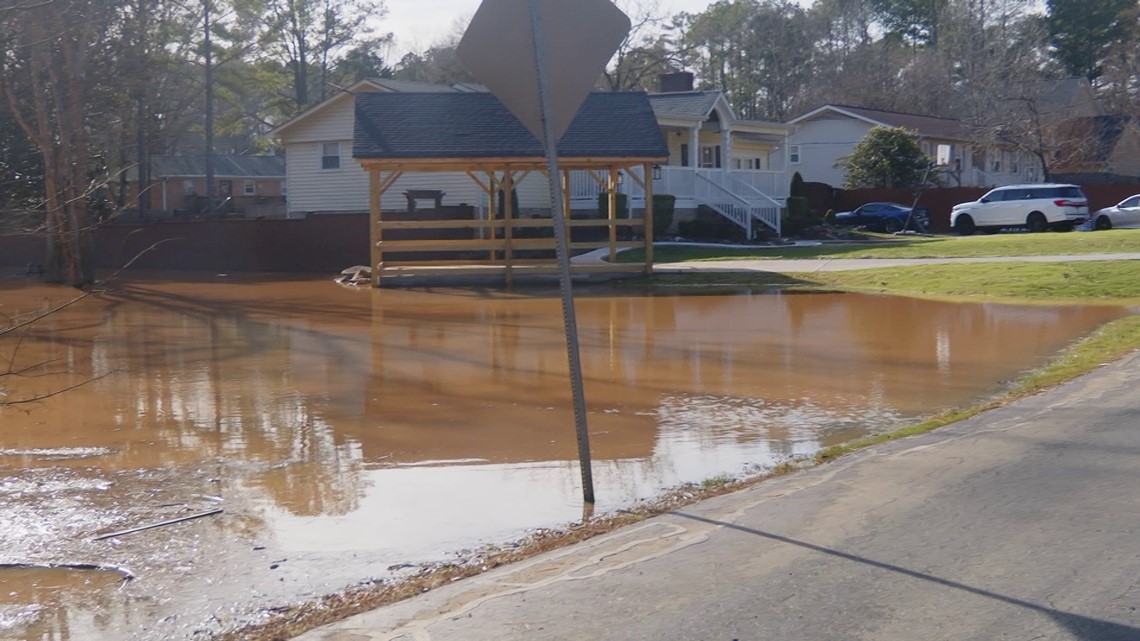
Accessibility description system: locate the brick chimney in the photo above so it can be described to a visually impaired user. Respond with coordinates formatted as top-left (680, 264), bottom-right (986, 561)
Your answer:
top-left (658, 72), bottom-right (694, 93)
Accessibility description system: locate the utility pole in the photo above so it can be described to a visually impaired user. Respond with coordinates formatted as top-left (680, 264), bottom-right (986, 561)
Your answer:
top-left (204, 0), bottom-right (215, 216)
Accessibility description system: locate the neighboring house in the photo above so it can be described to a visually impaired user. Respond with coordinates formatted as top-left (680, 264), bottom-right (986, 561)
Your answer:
top-left (126, 154), bottom-right (286, 217)
top-left (786, 82), bottom-right (1109, 190)
top-left (968, 76), bottom-right (1106, 186)
top-left (271, 78), bottom-right (550, 219)
top-left (786, 104), bottom-right (978, 188)
top-left (640, 71), bottom-right (792, 226)
top-left (272, 73), bottom-right (791, 237)
top-left (1050, 115), bottom-right (1140, 183)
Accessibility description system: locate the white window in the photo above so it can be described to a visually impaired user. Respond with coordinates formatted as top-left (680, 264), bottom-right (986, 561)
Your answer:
top-left (936, 144), bottom-right (952, 166)
top-left (789, 145), bottom-right (801, 164)
top-left (321, 142), bottom-right (340, 170)
top-left (243, 180), bottom-right (256, 195)
top-left (1011, 153), bottom-right (1020, 174)
top-left (183, 179), bottom-right (196, 195)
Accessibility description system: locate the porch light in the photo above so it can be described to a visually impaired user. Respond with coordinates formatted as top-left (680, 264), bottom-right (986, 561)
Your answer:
top-left (653, 164), bottom-right (662, 180)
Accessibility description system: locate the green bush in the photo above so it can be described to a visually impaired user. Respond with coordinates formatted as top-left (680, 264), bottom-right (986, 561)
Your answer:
top-left (496, 188), bottom-right (519, 218)
top-left (783, 196), bottom-right (811, 236)
top-left (651, 193), bottom-right (676, 237)
top-left (790, 171), bottom-right (806, 198)
top-left (597, 191), bottom-right (629, 218)
top-left (677, 205), bottom-right (747, 242)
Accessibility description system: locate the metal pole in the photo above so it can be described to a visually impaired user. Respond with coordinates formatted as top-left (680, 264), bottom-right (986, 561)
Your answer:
top-left (528, 0), bottom-right (595, 504)
top-left (204, 0), bottom-right (215, 216)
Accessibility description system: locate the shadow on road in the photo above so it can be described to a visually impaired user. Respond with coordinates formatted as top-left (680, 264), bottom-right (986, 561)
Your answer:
top-left (673, 511), bottom-right (1139, 641)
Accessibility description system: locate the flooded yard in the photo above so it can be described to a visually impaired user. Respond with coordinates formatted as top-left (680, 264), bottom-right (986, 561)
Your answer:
top-left (0, 272), bottom-right (1126, 639)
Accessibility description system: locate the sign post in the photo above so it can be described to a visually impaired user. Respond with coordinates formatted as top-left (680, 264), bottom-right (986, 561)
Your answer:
top-left (457, 0), bottom-right (631, 504)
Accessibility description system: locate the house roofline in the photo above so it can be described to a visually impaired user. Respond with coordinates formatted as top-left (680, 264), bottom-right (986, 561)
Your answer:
top-left (269, 79), bottom-right (388, 139)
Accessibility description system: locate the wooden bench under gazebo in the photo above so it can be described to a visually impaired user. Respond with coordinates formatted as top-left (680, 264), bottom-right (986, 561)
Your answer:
top-left (353, 91), bottom-right (668, 286)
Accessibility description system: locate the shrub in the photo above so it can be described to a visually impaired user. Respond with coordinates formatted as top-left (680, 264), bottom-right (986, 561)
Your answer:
top-left (677, 205), bottom-right (747, 242)
top-left (496, 188), bottom-right (519, 218)
top-left (783, 196), bottom-right (812, 236)
top-left (651, 193), bottom-right (676, 237)
top-left (597, 191), bottom-right (629, 218)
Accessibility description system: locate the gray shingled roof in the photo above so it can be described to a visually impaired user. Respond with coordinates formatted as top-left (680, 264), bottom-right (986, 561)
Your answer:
top-left (149, 155), bottom-right (285, 178)
top-left (798, 105), bottom-right (968, 139)
top-left (648, 91), bottom-right (722, 120)
top-left (353, 92), bottom-right (668, 160)
top-left (370, 78), bottom-right (465, 93)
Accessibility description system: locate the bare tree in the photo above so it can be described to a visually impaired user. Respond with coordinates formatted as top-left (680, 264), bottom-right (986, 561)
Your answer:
top-left (0, 0), bottom-right (115, 287)
top-left (602, 0), bottom-right (684, 92)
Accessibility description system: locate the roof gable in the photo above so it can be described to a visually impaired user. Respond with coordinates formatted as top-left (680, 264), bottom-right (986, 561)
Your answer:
top-left (270, 79), bottom-right (391, 138)
top-left (353, 92), bottom-right (668, 161)
top-left (648, 91), bottom-right (724, 121)
top-left (789, 104), bottom-right (966, 140)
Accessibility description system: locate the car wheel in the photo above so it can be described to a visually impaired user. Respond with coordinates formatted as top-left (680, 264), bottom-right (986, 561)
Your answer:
top-left (1026, 212), bottom-right (1048, 233)
top-left (955, 215), bottom-right (975, 236)
top-left (883, 217), bottom-right (902, 233)
top-left (1094, 216), bottom-right (1112, 231)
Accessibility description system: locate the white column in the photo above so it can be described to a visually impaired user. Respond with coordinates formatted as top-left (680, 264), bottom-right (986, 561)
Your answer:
top-left (689, 125), bottom-right (700, 169)
top-left (721, 127), bottom-right (731, 173)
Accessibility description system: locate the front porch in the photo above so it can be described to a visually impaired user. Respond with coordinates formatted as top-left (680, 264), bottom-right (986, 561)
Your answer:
top-left (568, 165), bottom-right (789, 238)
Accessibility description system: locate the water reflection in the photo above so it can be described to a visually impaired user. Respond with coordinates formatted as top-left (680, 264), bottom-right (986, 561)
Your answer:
top-left (0, 275), bottom-right (1126, 639)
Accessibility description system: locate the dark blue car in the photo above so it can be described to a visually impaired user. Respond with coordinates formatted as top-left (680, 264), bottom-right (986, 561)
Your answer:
top-left (834, 202), bottom-right (928, 233)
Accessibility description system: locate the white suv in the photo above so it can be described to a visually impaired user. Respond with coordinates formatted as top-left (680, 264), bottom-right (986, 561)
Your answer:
top-left (951, 184), bottom-right (1089, 235)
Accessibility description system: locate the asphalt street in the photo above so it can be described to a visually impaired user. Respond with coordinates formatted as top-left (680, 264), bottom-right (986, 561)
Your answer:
top-left (295, 349), bottom-right (1140, 641)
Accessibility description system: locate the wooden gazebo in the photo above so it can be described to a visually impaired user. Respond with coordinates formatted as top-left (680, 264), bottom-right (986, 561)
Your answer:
top-left (353, 91), bottom-right (668, 286)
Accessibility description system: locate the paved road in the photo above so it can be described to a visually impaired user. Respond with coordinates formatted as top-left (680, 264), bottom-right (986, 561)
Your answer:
top-left (295, 350), bottom-right (1140, 641)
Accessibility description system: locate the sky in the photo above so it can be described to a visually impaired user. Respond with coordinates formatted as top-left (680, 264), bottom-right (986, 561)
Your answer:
top-left (381, 0), bottom-right (748, 55)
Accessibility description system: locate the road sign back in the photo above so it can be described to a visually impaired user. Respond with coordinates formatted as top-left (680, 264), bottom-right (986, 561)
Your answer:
top-left (456, 0), bottom-right (631, 143)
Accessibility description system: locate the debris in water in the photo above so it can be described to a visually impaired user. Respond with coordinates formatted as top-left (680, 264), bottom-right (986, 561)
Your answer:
top-left (90, 508), bottom-right (223, 541)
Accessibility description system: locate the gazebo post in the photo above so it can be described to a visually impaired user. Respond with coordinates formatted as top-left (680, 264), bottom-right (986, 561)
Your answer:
top-left (503, 169), bottom-right (515, 287)
top-left (563, 167), bottom-right (574, 266)
top-left (607, 167), bottom-right (618, 262)
top-left (487, 171), bottom-right (498, 264)
top-left (367, 167), bottom-right (403, 287)
top-left (643, 161), bottom-right (654, 272)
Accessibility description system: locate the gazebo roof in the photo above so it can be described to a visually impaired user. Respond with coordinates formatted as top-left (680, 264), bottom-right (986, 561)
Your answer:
top-left (353, 91), bottom-right (668, 164)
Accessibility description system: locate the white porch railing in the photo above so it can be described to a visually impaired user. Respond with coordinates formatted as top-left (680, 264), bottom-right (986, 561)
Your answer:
top-left (568, 166), bottom-right (784, 236)
top-left (728, 170), bottom-right (788, 200)
top-left (694, 172), bottom-right (782, 237)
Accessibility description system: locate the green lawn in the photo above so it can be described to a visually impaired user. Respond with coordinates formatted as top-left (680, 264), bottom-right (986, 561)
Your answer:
top-left (808, 261), bottom-right (1140, 304)
top-left (639, 260), bottom-right (1140, 305)
top-left (618, 229), bottom-right (1140, 263)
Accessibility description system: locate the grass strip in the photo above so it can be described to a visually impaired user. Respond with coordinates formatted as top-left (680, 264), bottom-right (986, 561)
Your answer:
top-left (618, 230), bottom-right (1140, 263)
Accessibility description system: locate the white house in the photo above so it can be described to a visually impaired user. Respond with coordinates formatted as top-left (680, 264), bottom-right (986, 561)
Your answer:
top-left (787, 78), bottom-right (1108, 190)
top-left (786, 104), bottom-right (988, 188)
top-left (271, 74), bottom-right (793, 237)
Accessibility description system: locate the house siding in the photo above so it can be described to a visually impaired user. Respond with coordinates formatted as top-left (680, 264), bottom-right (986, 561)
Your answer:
top-left (788, 115), bottom-right (872, 187)
top-left (282, 95), bottom-right (554, 216)
top-left (1108, 128), bottom-right (1140, 178)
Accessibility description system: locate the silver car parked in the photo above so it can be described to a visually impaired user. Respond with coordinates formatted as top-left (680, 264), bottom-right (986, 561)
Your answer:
top-left (1091, 195), bottom-right (1140, 230)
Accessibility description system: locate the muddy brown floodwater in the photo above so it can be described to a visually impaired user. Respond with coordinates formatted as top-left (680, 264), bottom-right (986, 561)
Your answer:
top-left (0, 272), bottom-right (1127, 640)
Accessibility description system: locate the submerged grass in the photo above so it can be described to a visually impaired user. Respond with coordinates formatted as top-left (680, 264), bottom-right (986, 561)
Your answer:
top-left (815, 314), bottom-right (1140, 462)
